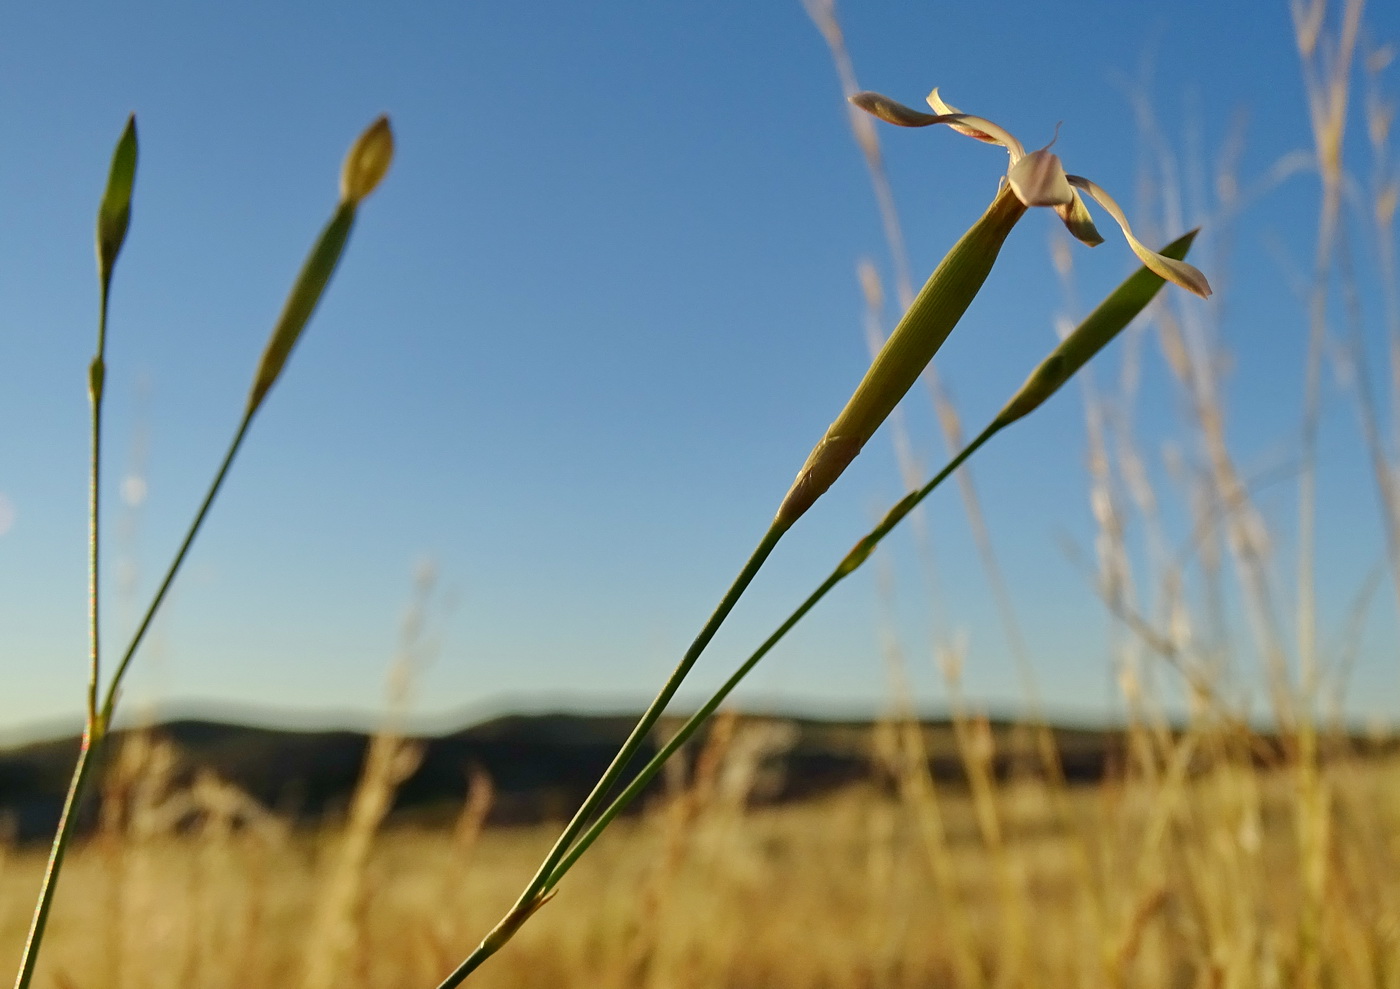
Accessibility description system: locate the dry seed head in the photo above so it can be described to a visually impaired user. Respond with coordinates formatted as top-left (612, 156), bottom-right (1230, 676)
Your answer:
top-left (857, 259), bottom-right (882, 312)
top-left (936, 637), bottom-right (965, 685)
top-left (1378, 181), bottom-right (1398, 230)
top-left (1366, 42), bottom-right (1396, 74)
top-left (1117, 665), bottom-right (1141, 704)
top-left (1050, 239), bottom-right (1074, 281)
top-left (341, 115), bottom-right (394, 205)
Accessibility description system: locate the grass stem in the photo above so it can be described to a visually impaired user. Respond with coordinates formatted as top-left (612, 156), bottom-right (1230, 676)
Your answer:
top-left (540, 229), bottom-right (1198, 899)
top-left (435, 520), bottom-right (790, 988)
top-left (11, 408), bottom-right (255, 989)
top-left (545, 427), bottom-right (997, 889)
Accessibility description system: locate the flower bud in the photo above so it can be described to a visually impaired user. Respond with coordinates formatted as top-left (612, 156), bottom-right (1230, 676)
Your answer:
top-left (97, 115), bottom-right (138, 286)
top-left (340, 115), bottom-right (394, 205)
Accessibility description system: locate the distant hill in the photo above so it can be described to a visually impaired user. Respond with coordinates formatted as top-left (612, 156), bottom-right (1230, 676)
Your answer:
top-left (0, 711), bottom-right (1321, 844)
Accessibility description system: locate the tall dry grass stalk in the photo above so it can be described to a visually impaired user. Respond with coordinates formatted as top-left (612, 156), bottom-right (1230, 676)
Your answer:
top-left (301, 566), bottom-right (436, 989)
top-left (1050, 3), bottom-right (1400, 987)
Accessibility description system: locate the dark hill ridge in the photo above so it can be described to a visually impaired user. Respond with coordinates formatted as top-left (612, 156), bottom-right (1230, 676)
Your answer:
top-left (0, 712), bottom-right (1336, 844)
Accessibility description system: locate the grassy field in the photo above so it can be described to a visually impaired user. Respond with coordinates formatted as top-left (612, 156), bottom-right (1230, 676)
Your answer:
top-left (3, 714), bottom-right (1400, 988)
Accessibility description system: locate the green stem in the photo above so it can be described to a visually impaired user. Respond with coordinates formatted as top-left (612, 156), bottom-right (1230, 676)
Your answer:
top-left (433, 228), bottom-right (1195, 987)
top-left (88, 405), bottom-right (102, 727)
top-left (435, 520), bottom-right (790, 989)
top-left (87, 281), bottom-right (111, 732)
top-left (543, 423), bottom-right (1001, 891)
top-left (531, 228), bottom-right (1201, 893)
top-left (15, 282), bottom-right (116, 989)
top-left (544, 566), bottom-right (843, 889)
top-left (101, 411), bottom-right (254, 725)
top-left (11, 721), bottom-right (100, 989)
top-left (12, 409), bottom-right (257, 989)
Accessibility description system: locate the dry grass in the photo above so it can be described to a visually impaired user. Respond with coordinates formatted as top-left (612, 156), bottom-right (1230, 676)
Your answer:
top-left (3, 720), bottom-right (1400, 988)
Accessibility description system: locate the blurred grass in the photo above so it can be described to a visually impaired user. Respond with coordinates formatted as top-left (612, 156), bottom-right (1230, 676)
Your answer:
top-left (3, 718), bottom-right (1400, 988)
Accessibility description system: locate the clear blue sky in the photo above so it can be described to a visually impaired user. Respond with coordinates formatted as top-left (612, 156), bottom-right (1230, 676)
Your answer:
top-left (2, 0), bottom-right (1397, 739)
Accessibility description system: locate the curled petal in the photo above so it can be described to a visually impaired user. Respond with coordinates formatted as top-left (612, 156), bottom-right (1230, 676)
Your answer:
top-left (1053, 189), bottom-right (1104, 246)
top-left (1067, 175), bottom-right (1213, 298)
top-left (926, 88), bottom-right (1026, 160)
top-left (851, 91), bottom-right (1027, 167)
top-left (850, 91), bottom-right (947, 127)
top-left (1006, 149), bottom-right (1073, 207)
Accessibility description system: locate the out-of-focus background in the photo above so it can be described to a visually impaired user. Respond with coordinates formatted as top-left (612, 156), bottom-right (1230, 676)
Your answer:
top-left (3, 0), bottom-right (1396, 734)
top-left (5, 1), bottom-right (1400, 985)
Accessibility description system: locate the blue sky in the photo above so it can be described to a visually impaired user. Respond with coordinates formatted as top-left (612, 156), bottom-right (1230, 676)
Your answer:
top-left (2, 1), bottom-right (1398, 739)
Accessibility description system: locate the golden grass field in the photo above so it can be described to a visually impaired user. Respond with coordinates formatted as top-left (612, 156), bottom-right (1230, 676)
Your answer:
top-left (3, 713), bottom-right (1400, 989)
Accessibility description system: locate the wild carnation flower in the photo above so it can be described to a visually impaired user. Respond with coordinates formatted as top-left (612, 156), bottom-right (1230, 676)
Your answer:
top-left (852, 88), bottom-right (1212, 298)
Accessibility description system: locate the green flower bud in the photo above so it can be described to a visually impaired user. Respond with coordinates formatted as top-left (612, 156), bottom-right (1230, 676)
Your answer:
top-left (340, 115), bottom-right (394, 205)
top-left (96, 115), bottom-right (138, 288)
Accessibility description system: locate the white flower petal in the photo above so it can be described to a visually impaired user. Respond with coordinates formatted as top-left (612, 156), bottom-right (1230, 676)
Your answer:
top-left (925, 88), bottom-right (1026, 160)
top-left (1006, 149), bottom-right (1073, 207)
top-left (1067, 175), bottom-right (1213, 298)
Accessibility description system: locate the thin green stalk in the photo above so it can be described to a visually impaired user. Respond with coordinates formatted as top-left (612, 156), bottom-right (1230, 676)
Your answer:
top-left (12, 409), bottom-right (255, 989)
top-left (440, 497), bottom-right (934, 985)
top-left (13, 115), bottom-right (392, 989)
top-left (543, 428), bottom-right (994, 890)
top-left (439, 184), bottom-right (1036, 989)
top-left (542, 228), bottom-right (1199, 896)
top-left (87, 112), bottom-right (137, 732)
top-left (88, 309), bottom-right (106, 730)
top-left (12, 117), bottom-right (139, 989)
top-left (435, 520), bottom-right (789, 988)
top-left (10, 732), bottom-right (98, 989)
top-left (100, 410), bottom-right (255, 726)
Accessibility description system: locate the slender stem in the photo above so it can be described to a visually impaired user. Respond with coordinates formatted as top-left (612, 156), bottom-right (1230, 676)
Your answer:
top-left (545, 567), bottom-right (843, 889)
top-left (101, 410), bottom-right (254, 725)
top-left (15, 282), bottom-right (116, 989)
top-left (87, 284), bottom-right (112, 730)
top-left (543, 423), bottom-right (1002, 891)
top-left (88, 408), bottom-right (102, 728)
top-left (12, 408), bottom-right (258, 989)
top-left (11, 731), bottom-right (99, 989)
top-left (435, 521), bottom-right (790, 989)
top-left (88, 411), bottom-right (102, 727)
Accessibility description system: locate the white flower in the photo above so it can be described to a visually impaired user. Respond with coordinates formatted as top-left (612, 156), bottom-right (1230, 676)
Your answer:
top-left (852, 88), bottom-right (1212, 298)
